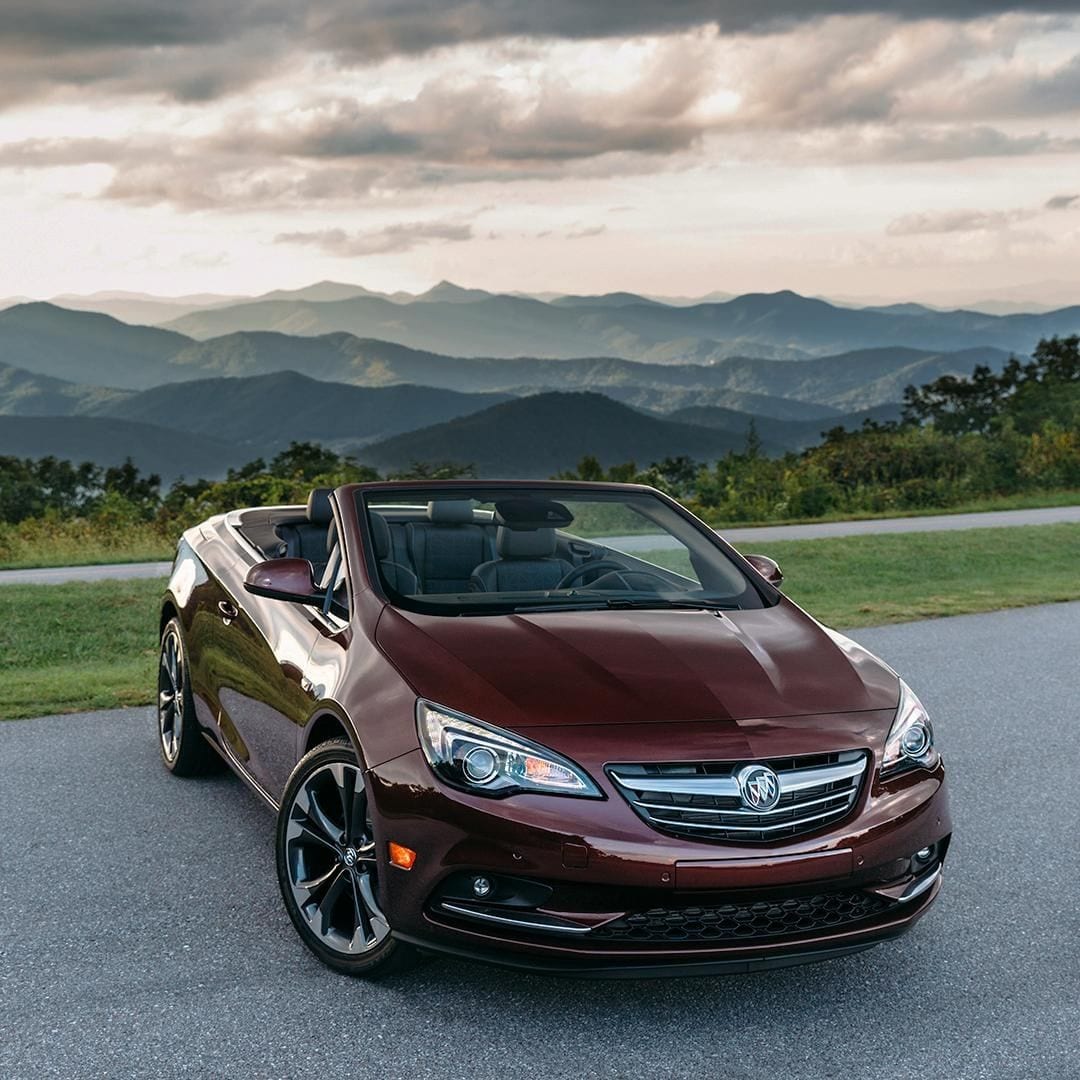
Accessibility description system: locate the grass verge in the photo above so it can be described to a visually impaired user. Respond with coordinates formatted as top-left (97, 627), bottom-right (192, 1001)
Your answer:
top-left (756, 522), bottom-right (1080, 628)
top-left (2, 523), bottom-right (1078, 720)
top-left (0, 578), bottom-right (165, 720)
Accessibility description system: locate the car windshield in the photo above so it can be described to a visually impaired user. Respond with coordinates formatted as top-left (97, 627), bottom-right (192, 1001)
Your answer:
top-left (356, 486), bottom-right (770, 616)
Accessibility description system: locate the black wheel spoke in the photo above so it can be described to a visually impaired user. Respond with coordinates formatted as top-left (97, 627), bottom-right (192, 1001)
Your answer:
top-left (295, 862), bottom-right (339, 896)
top-left (350, 779), bottom-right (369, 845)
top-left (305, 786), bottom-right (345, 846)
top-left (356, 872), bottom-right (390, 942)
top-left (332, 762), bottom-right (357, 844)
top-left (318, 867), bottom-right (350, 937)
top-left (349, 874), bottom-right (371, 944)
top-left (291, 820), bottom-right (339, 856)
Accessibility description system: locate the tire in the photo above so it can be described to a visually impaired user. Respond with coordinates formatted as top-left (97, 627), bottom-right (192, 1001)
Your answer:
top-left (276, 738), bottom-right (418, 978)
top-left (156, 617), bottom-right (217, 776)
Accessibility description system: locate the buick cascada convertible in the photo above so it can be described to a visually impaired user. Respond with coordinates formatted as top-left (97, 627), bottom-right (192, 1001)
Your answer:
top-left (156, 480), bottom-right (950, 977)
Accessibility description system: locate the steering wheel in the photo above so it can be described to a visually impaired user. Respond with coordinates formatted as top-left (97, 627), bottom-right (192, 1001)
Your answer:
top-left (556, 560), bottom-right (672, 591)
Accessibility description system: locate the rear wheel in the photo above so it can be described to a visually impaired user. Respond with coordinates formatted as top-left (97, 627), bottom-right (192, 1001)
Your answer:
top-left (276, 738), bottom-right (418, 978)
top-left (157, 617), bottom-right (216, 776)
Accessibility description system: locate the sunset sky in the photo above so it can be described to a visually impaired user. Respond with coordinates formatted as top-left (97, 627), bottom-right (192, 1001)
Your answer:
top-left (2, 2), bottom-right (1079, 303)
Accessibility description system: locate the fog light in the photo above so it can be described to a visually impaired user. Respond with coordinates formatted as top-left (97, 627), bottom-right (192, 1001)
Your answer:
top-left (471, 875), bottom-right (493, 899)
top-left (914, 845), bottom-right (935, 864)
top-left (388, 842), bottom-right (417, 870)
top-left (463, 746), bottom-right (498, 784)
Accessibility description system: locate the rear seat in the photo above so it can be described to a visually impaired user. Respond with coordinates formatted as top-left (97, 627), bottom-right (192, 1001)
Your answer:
top-left (406, 501), bottom-right (495, 593)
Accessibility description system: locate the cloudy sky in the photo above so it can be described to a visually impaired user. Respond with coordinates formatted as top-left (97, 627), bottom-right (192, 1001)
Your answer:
top-left (1, 1), bottom-right (1079, 303)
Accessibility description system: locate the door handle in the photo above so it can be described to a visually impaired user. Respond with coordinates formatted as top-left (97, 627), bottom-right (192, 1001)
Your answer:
top-left (218, 600), bottom-right (239, 624)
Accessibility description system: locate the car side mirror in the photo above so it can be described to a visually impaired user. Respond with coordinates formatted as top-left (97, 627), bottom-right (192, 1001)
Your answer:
top-left (244, 558), bottom-right (323, 606)
top-left (744, 553), bottom-right (784, 588)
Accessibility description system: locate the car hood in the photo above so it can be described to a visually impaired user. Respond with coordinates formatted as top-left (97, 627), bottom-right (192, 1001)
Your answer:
top-left (375, 599), bottom-right (899, 730)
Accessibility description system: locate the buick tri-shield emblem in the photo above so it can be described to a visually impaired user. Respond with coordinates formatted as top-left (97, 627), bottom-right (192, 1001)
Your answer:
top-left (736, 764), bottom-right (781, 811)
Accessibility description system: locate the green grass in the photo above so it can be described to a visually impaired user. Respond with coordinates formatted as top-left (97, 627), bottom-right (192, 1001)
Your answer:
top-left (757, 521), bottom-right (1080, 628)
top-left (0, 578), bottom-right (165, 719)
top-left (2, 523), bottom-right (1079, 720)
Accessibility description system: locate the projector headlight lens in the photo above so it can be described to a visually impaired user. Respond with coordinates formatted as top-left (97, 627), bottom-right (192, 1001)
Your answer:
top-left (882, 680), bottom-right (939, 775)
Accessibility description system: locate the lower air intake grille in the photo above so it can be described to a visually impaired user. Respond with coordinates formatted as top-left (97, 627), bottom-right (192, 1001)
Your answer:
top-left (592, 891), bottom-right (889, 944)
top-left (608, 750), bottom-right (868, 844)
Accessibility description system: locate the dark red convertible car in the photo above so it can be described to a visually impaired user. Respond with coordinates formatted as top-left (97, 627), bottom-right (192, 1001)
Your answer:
top-left (157, 480), bottom-right (949, 977)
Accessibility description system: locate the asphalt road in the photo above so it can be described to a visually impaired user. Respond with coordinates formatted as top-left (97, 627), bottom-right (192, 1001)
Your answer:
top-left (2, 504), bottom-right (1078, 585)
top-left (1, 602), bottom-right (1078, 1079)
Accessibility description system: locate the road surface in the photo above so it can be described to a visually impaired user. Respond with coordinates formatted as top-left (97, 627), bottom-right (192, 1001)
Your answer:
top-left (1, 601), bottom-right (1077, 1078)
top-left (2, 503), bottom-right (1078, 585)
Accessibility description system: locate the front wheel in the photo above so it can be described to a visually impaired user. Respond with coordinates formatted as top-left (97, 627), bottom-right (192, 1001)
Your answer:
top-left (275, 738), bottom-right (418, 978)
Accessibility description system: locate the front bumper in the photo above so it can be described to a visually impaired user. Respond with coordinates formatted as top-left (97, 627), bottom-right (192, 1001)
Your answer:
top-left (368, 745), bottom-right (951, 976)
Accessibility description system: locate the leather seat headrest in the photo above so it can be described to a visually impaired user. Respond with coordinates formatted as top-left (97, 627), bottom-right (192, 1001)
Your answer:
top-left (496, 526), bottom-right (557, 559)
top-left (369, 513), bottom-right (391, 559)
top-left (307, 488), bottom-right (334, 524)
top-left (427, 500), bottom-right (474, 524)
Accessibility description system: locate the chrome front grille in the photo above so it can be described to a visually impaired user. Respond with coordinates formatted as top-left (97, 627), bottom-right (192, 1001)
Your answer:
top-left (608, 750), bottom-right (868, 844)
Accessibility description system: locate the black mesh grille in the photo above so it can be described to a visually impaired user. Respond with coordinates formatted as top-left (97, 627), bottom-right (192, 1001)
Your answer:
top-left (591, 891), bottom-right (890, 945)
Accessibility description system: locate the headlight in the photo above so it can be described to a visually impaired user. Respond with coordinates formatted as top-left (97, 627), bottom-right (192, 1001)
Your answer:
top-left (416, 700), bottom-right (602, 798)
top-left (882, 680), bottom-right (939, 775)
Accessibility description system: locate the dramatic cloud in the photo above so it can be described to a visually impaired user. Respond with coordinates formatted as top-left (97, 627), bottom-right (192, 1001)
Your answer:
top-left (5, 14), bottom-right (1079, 214)
top-left (216, 39), bottom-right (713, 166)
top-left (0, 1), bottom-right (1076, 112)
top-left (819, 125), bottom-right (1080, 164)
top-left (887, 192), bottom-right (1080, 234)
top-left (276, 221), bottom-right (473, 255)
top-left (887, 207), bottom-right (1035, 234)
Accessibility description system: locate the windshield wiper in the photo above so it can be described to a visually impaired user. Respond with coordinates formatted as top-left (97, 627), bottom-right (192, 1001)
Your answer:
top-left (601, 598), bottom-right (739, 612)
top-left (511, 597), bottom-right (739, 615)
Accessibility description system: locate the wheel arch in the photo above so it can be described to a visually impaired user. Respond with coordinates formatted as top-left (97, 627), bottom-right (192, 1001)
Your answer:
top-left (303, 706), bottom-right (364, 762)
top-left (159, 597), bottom-right (179, 639)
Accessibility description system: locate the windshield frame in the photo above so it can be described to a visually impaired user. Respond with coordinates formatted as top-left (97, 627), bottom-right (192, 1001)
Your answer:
top-left (352, 480), bottom-right (779, 617)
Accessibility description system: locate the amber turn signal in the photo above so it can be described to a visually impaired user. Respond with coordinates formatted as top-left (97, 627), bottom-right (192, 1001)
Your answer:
top-left (388, 842), bottom-right (417, 870)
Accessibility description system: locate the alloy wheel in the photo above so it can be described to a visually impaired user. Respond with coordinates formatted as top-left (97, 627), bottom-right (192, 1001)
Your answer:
top-left (158, 627), bottom-right (184, 762)
top-left (283, 761), bottom-right (390, 955)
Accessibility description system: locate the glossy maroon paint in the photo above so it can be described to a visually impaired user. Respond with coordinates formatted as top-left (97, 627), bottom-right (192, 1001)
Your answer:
top-left (244, 557), bottom-right (320, 601)
top-left (744, 552), bottom-right (784, 587)
top-left (164, 479), bottom-right (952, 975)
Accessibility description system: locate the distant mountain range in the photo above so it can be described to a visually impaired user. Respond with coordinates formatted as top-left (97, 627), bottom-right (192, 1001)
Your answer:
top-left (0, 303), bottom-right (189, 389)
top-left (158, 288), bottom-right (1079, 363)
top-left (0, 284), bottom-right (1075, 483)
